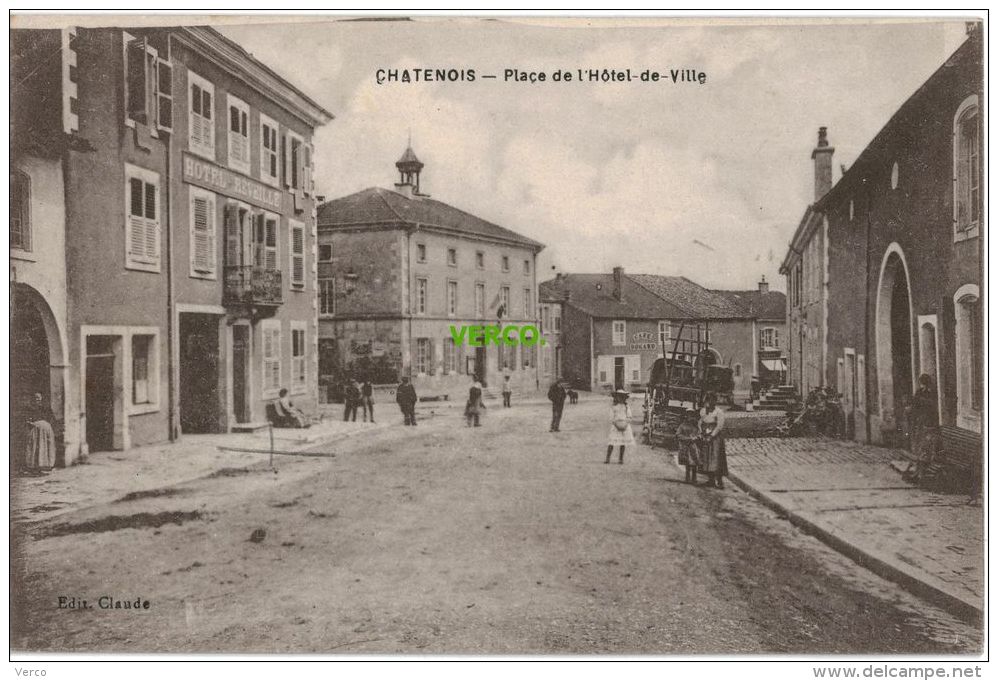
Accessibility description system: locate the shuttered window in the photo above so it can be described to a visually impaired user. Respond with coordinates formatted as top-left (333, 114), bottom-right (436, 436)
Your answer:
top-left (189, 188), bottom-right (216, 277)
top-left (125, 165), bottom-right (160, 271)
top-left (188, 71), bottom-right (214, 158)
top-left (260, 113), bottom-right (279, 186)
top-left (253, 214), bottom-right (279, 271)
top-left (290, 136), bottom-right (302, 190)
top-left (303, 144), bottom-right (313, 196)
top-left (227, 94), bottom-right (250, 173)
top-left (291, 325), bottom-right (307, 392)
top-left (262, 321), bottom-right (282, 395)
top-left (290, 220), bottom-right (305, 287)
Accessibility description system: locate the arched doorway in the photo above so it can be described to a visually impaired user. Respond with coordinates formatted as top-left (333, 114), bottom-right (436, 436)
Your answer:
top-left (10, 283), bottom-right (65, 464)
top-left (875, 245), bottom-right (914, 444)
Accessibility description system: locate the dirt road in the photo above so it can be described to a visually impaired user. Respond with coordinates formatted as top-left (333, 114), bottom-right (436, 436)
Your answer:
top-left (11, 400), bottom-right (980, 654)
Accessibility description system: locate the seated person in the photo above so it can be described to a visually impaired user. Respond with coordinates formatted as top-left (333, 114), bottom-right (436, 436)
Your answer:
top-left (272, 388), bottom-right (309, 428)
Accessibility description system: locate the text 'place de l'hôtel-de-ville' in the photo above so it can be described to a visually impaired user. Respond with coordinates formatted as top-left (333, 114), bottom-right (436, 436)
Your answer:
top-left (10, 25), bottom-right (981, 470)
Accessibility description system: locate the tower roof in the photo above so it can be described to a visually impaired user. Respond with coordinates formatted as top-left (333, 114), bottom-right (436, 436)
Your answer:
top-left (396, 145), bottom-right (424, 172)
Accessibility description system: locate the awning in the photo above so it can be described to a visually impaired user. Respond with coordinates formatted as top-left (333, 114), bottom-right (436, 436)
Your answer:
top-left (762, 359), bottom-right (788, 372)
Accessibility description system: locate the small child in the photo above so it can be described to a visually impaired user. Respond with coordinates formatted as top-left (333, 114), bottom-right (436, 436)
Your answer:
top-left (675, 410), bottom-right (700, 484)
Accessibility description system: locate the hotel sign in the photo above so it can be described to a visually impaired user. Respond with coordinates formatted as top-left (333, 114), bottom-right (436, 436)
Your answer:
top-left (182, 152), bottom-right (284, 211)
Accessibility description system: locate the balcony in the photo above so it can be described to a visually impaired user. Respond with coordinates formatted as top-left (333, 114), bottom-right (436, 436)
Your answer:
top-left (224, 266), bottom-right (283, 310)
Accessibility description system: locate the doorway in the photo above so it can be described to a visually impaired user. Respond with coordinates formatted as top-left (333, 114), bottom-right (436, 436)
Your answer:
top-left (614, 357), bottom-right (625, 389)
top-left (231, 325), bottom-right (251, 424)
top-left (179, 314), bottom-right (221, 433)
top-left (875, 246), bottom-right (914, 443)
top-left (85, 336), bottom-right (116, 452)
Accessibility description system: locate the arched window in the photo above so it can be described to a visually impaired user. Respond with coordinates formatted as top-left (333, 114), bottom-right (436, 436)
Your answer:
top-left (953, 284), bottom-right (981, 432)
top-left (953, 95), bottom-right (980, 239)
top-left (10, 170), bottom-right (30, 251)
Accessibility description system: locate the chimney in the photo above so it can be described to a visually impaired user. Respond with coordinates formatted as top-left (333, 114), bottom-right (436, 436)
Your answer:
top-left (758, 275), bottom-right (769, 295)
top-left (811, 126), bottom-right (835, 201)
top-left (612, 266), bottom-right (624, 301)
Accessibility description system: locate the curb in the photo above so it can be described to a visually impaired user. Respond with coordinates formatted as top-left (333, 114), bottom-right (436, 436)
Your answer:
top-left (726, 469), bottom-right (983, 623)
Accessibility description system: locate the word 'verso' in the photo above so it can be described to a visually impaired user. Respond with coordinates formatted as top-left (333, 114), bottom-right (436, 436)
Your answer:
top-left (449, 325), bottom-right (545, 347)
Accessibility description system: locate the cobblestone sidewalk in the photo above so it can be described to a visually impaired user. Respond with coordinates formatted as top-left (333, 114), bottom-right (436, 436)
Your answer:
top-left (726, 437), bottom-right (983, 619)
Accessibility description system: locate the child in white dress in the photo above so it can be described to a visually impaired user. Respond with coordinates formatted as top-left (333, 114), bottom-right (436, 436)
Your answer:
top-left (605, 389), bottom-right (635, 464)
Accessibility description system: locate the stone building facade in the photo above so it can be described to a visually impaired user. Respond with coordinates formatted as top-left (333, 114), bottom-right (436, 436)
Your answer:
top-left (11, 26), bottom-right (332, 464)
top-left (781, 28), bottom-right (983, 449)
top-left (541, 268), bottom-right (760, 400)
top-left (317, 148), bottom-right (545, 399)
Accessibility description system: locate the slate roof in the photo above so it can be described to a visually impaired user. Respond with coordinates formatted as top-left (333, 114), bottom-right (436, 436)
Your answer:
top-left (539, 274), bottom-right (689, 320)
top-left (627, 274), bottom-right (749, 319)
top-left (317, 187), bottom-right (543, 251)
top-left (711, 289), bottom-right (787, 321)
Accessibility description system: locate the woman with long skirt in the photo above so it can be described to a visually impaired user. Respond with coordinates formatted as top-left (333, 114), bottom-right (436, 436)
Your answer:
top-left (698, 392), bottom-right (727, 489)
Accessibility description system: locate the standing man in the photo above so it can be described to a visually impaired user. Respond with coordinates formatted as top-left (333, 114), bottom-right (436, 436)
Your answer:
top-left (502, 374), bottom-right (513, 408)
top-left (360, 378), bottom-right (375, 423)
top-left (548, 380), bottom-right (567, 432)
top-left (343, 378), bottom-right (360, 422)
top-left (396, 376), bottom-right (418, 426)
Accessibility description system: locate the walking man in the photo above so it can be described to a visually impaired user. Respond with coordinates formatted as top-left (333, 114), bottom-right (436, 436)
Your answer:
top-left (396, 376), bottom-right (418, 426)
top-left (548, 380), bottom-right (567, 432)
top-left (502, 374), bottom-right (513, 408)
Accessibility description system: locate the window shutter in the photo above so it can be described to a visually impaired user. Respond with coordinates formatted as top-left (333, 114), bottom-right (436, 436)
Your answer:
top-left (291, 223), bottom-right (304, 285)
top-left (156, 59), bottom-right (173, 131)
top-left (192, 193), bottom-right (215, 274)
top-left (303, 144), bottom-right (313, 196)
top-left (126, 37), bottom-right (148, 123)
top-left (281, 134), bottom-right (290, 188)
top-left (144, 181), bottom-right (159, 260)
top-left (201, 89), bottom-right (213, 147)
top-left (128, 178), bottom-right (145, 259)
top-left (190, 83), bottom-right (203, 147)
top-left (265, 218), bottom-right (278, 271)
top-left (224, 204), bottom-right (240, 269)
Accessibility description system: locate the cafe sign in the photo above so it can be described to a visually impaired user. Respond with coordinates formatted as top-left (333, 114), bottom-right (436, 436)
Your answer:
top-left (630, 330), bottom-right (658, 351)
top-left (183, 152), bottom-right (283, 211)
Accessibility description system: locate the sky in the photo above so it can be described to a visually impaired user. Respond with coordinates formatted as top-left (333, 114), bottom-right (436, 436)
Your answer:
top-left (219, 17), bottom-right (970, 292)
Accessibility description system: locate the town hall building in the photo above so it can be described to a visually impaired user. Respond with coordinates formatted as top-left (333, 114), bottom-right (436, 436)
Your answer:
top-left (316, 147), bottom-right (545, 398)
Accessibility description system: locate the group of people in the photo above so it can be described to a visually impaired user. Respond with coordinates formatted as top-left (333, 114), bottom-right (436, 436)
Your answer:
top-left (341, 378), bottom-right (376, 423)
top-left (600, 388), bottom-right (726, 487)
top-left (674, 392), bottom-right (728, 488)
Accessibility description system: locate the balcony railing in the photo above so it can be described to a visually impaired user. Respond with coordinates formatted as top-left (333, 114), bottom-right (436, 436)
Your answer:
top-left (224, 266), bottom-right (283, 307)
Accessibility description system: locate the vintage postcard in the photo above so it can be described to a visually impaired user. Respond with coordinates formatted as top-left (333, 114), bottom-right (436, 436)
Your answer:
top-left (9, 13), bottom-right (985, 662)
